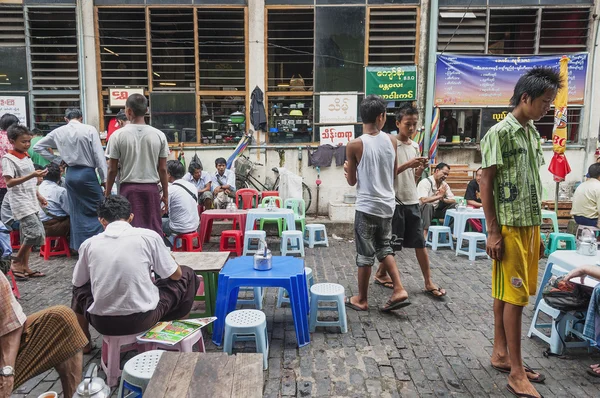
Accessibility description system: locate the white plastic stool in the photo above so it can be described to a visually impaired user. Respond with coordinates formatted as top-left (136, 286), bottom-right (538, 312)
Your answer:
top-left (455, 232), bottom-right (488, 261)
top-left (223, 310), bottom-right (269, 370)
top-left (426, 226), bottom-right (454, 251)
top-left (277, 266), bottom-right (314, 308)
top-left (118, 350), bottom-right (164, 398)
top-left (527, 299), bottom-right (589, 355)
top-left (144, 328), bottom-right (205, 353)
top-left (309, 283), bottom-right (347, 333)
top-left (242, 230), bottom-right (267, 256)
top-left (304, 224), bottom-right (329, 248)
top-left (281, 230), bottom-right (305, 257)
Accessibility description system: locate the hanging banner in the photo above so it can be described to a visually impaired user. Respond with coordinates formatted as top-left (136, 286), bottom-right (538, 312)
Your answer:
top-left (319, 94), bottom-right (357, 124)
top-left (108, 88), bottom-right (144, 107)
top-left (0, 96), bottom-right (27, 125)
top-left (434, 53), bottom-right (588, 106)
top-left (365, 66), bottom-right (417, 101)
top-left (319, 125), bottom-right (355, 146)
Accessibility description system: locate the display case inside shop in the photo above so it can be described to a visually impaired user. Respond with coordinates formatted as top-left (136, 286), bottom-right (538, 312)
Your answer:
top-left (200, 96), bottom-right (246, 145)
top-left (150, 93), bottom-right (196, 143)
top-left (268, 97), bottom-right (313, 144)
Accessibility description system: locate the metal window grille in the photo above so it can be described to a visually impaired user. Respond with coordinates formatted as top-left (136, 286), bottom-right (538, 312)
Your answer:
top-left (437, 9), bottom-right (487, 54)
top-left (538, 8), bottom-right (590, 54)
top-left (488, 9), bottom-right (537, 55)
top-left (0, 5), bottom-right (25, 47)
top-left (367, 7), bottom-right (418, 65)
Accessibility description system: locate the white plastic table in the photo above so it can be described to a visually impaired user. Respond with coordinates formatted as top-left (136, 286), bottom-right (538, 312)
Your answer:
top-left (245, 208), bottom-right (296, 232)
top-left (443, 208), bottom-right (487, 242)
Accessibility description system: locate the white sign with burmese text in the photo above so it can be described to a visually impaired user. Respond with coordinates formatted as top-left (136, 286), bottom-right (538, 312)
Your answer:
top-left (0, 96), bottom-right (27, 125)
top-left (109, 88), bottom-right (144, 107)
top-left (319, 94), bottom-right (357, 124)
top-left (319, 125), bottom-right (355, 146)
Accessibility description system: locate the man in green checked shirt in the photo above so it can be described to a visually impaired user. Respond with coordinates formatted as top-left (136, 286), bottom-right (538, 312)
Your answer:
top-left (480, 67), bottom-right (561, 398)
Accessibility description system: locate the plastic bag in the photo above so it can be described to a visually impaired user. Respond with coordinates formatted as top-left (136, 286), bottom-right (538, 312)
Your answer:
top-left (277, 167), bottom-right (302, 203)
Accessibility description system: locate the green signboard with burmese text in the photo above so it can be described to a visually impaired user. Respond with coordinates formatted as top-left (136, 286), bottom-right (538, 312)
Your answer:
top-left (365, 66), bottom-right (417, 101)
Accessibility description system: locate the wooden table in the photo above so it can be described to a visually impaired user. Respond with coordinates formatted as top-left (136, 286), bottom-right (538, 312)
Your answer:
top-left (145, 352), bottom-right (263, 398)
top-left (173, 252), bottom-right (230, 332)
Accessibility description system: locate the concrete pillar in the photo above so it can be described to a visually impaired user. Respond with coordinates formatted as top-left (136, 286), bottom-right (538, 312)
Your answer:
top-left (248, 0), bottom-right (266, 145)
top-left (79, 0), bottom-right (100, 129)
top-left (417, 0), bottom-right (430, 129)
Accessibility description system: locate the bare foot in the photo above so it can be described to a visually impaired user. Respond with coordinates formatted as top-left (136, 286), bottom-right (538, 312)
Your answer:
top-left (507, 373), bottom-right (541, 398)
top-left (389, 289), bottom-right (409, 304)
top-left (346, 295), bottom-right (368, 311)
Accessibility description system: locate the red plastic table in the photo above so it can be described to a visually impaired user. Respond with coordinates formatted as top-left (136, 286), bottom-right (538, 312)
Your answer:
top-left (199, 209), bottom-right (248, 243)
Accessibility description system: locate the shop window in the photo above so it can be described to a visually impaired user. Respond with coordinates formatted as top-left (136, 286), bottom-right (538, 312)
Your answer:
top-left (32, 93), bottom-right (80, 134)
top-left (200, 96), bottom-right (246, 145)
top-left (367, 7), bottom-right (418, 65)
top-left (97, 8), bottom-right (148, 89)
top-left (438, 9), bottom-right (486, 53)
top-left (198, 8), bottom-right (246, 92)
top-left (0, 5), bottom-right (25, 47)
top-left (315, 7), bottom-right (365, 92)
top-left (267, 96), bottom-right (313, 144)
top-left (437, 108), bottom-right (481, 143)
top-left (0, 47), bottom-right (28, 92)
top-left (150, 9), bottom-right (195, 91)
top-left (150, 93), bottom-right (196, 143)
top-left (488, 9), bottom-right (537, 55)
top-left (534, 108), bottom-right (581, 144)
top-left (539, 8), bottom-right (590, 54)
top-left (266, 9), bottom-right (314, 92)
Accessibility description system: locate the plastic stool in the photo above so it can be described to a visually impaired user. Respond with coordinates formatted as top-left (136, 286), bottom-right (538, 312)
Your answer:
top-left (309, 283), bottom-right (347, 333)
top-left (143, 328), bottom-right (205, 353)
top-left (281, 230), bottom-right (305, 257)
top-left (10, 230), bottom-right (20, 250)
top-left (117, 350), bottom-right (164, 398)
top-left (220, 230), bottom-right (244, 256)
top-left (425, 226), bottom-right (454, 250)
top-left (303, 224), bottom-right (329, 248)
top-left (173, 232), bottom-right (202, 252)
top-left (527, 299), bottom-right (588, 355)
top-left (261, 190), bottom-right (280, 205)
top-left (101, 334), bottom-right (148, 387)
top-left (455, 232), bottom-right (488, 261)
top-left (39, 236), bottom-right (71, 261)
top-left (7, 270), bottom-right (20, 299)
top-left (237, 287), bottom-right (265, 310)
top-left (223, 310), bottom-right (269, 370)
top-left (545, 232), bottom-right (576, 256)
top-left (277, 266), bottom-right (314, 308)
top-left (242, 230), bottom-right (266, 256)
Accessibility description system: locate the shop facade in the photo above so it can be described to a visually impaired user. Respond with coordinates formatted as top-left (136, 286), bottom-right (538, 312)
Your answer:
top-left (0, 0), bottom-right (598, 213)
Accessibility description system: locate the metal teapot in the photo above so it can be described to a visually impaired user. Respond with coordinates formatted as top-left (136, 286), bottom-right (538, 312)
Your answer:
top-left (72, 364), bottom-right (110, 398)
top-left (577, 228), bottom-right (598, 257)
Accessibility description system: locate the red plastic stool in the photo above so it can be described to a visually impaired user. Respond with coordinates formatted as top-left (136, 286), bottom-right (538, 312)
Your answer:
top-left (261, 191), bottom-right (280, 207)
top-left (40, 236), bottom-right (71, 261)
top-left (219, 230), bottom-right (244, 256)
top-left (7, 270), bottom-right (20, 299)
top-left (173, 232), bottom-right (203, 252)
top-left (10, 230), bottom-right (20, 250)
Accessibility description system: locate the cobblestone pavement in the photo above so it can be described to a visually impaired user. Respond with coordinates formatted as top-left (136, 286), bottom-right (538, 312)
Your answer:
top-left (10, 233), bottom-right (600, 397)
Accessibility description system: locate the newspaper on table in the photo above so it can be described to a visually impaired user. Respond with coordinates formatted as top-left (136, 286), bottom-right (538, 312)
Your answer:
top-left (137, 317), bottom-right (217, 345)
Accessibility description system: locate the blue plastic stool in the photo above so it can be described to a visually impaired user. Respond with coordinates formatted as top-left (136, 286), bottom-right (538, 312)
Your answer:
top-left (426, 226), bottom-right (453, 251)
top-left (309, 283), bottom-right (347, 333)
top-left (277, 266), bottom-right (314, 308)
top-left (223, 309), bottom-right (269, 370)
top-left (242, 230), bottom-right (267, 256)
top-left (236, 286), bottom-right (265, 310)
top-left (303, 224), bottom-right (329, 248)
top-left (545, 232), bottom-right (576, 256)
top-left (455, 232), bottom-right (488, 261)
top-left (281, 230), bottom-right (305, 257)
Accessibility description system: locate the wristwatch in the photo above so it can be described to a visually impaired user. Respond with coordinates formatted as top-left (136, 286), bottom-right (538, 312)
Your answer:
top-left (0, 366), bottom-right (14, 377)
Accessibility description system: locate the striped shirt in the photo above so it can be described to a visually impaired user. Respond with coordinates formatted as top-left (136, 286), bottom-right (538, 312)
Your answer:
top-left (481, 112), bottom-right (544, 227)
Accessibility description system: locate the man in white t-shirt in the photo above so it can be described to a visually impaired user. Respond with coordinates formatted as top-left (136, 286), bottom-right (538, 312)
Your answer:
top-left (71, 195), bottom-right (199, 340)
top-left (417, 162), bottom-right (457, 237)
top-left (162, 160), bottom-right (200, 238)
top-left (373, 104), bottom-right (446, 298)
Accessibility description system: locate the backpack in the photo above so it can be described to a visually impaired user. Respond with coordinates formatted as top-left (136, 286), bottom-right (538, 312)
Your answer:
top-left (542, 275), bottom-right (592, 312)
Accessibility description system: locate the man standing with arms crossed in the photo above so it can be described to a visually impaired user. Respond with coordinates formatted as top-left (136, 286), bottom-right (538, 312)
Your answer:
top-left (344, 95), bottom-right (409, 312)
top-left (481, 67), bottom-right (561, 398)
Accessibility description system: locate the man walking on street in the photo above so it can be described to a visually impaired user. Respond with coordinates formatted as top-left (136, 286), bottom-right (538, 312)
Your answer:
top-left (343, 95), bottom-right (410, 312)
top-left (33, 108), bottom-right (106, 250)
top-left (481, 67), bottom-right (560, 398)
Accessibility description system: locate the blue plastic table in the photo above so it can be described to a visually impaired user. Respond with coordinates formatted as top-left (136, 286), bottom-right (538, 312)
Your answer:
top-left (212, 256), bottom-right (310, 347)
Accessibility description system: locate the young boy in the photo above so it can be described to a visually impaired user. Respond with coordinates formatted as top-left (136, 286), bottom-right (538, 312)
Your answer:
top-left (211, 157), bottom-right (236, 209)
top-left (481, 67), bottom-right (560, 398)
top-left (2, 125), bottom-right (48, 280)
top-left (343, 95), bottom-right (409, 312)
top-left (38, 163), bottom-right (70, 239)
top-left (373, 103), bottom-right (446, 298)
top-left (162, 160), bottom-right (200, 239)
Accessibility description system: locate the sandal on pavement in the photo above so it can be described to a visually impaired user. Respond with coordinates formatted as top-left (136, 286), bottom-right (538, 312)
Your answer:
top-left (26, 270), bottom-right (46, 278)
top-left (380, 298), bottom-right (411, 312)
top-left (344, 297), bottom-right (368, 311)
top-left (587, 368), bottom-right (600, 378)
top-left (424, 287), bottom-right (446, 298)
top-left (506, 384), bottom-right (543, 398)
top-left (491, 364), bottom-right (546, 383)
top-left (11, 270), bottom-right (28, 281)
top-left (374, 278), bottom-right (394, 289)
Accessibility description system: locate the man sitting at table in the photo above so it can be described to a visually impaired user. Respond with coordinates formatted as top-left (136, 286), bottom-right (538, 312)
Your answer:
top-left (417, 162), bottom-right (457, 238)
top-left (162, 160), bottom-right (200, 240)
top-left (211, 157), bottom-right (236, 209)
top-left (572, 163), bottom-right (600, 228)
top-left (464, 167), bottom-right (483, 232)
top-left (71, 195), bottom-right (200, 343)
top-left (183, 162), bottom-right (213, 210)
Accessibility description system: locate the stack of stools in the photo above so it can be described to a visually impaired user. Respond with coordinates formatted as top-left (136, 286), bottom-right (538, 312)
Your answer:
top-left (281, 230), bottom-right (305, 257)
top-left (277, 266), bottom-right (314, 308)
top-left (309, 283), bottom-right (347, 333)
top-left (118, 350), bottom-right (164, 398)
top-left (455, 232), bottom-right (488, 261)
top-left (223, 309), bottom-right (269, 370)
top-left (173, 232), bottom-right (202, 252)
top-left (303, 224), bottom-right (329, 248)
top-left (220, 230), bottom-right (244, 256)
top-left (40, 236), bottom-right (71, 260)
top-left (425, 226), bottom-right (453, 251)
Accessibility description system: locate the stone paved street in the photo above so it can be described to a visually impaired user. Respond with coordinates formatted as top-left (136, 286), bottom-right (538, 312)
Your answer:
top-left (9, 230), bottom-right (600, 397)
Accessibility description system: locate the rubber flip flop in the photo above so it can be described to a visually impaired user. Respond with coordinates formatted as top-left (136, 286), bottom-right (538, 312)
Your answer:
top-left (26, 271), bottom-right (46, 278)
top-left (587, 368), bottom-right (600, 378)
top-left (506, 384), bottom-right (543, 398)
top-left (491, 364), bottom-right (545, 383)
top-left (423, 287), bottom-right (446, 298)
top-left (11, 270), bottom-right (28, 281)
top-left (344, 297), bottom-right (368, 312)
top-left (380, 298), bottom-right (411, 312)
top-left (374, 279), bottom-right (394, 289)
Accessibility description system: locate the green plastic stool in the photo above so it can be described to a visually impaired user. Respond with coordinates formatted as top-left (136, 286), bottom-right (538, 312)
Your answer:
top-left (545, 232), bottom-right (576, 256)
top-left (259, 196), bottom-right (284, 237)
top-left (284, 198), bottom-right (306, 234)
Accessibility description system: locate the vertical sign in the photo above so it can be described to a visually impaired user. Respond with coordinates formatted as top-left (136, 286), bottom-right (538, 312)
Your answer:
top-left (0, 96), bottom-right (27, 125)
